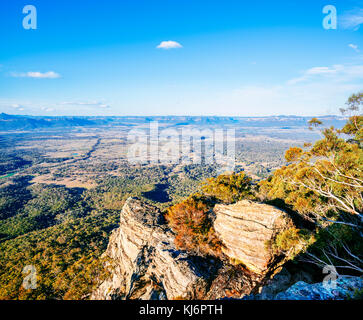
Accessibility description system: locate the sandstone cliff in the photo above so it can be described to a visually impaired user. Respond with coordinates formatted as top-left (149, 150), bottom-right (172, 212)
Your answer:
top-left (92, 198), bottom-right (296, 300)
top-left (91, 198), bottom-right (220, 300)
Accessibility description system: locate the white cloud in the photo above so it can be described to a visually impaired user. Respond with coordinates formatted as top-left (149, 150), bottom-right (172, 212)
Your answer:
top-left (305, 66), bottom-right (339, 75)
top-left (59, 101), bottom-right (110, 108)
top-left (288, 66), bottom-right (337, 84)
top-left (287, 64), bottom-right (363, 85)
top-left (13, 105), bottom-right (25, 111)
top-left (198, 81), bottom-right (361, 117)
top-left (9, 104), bottom-right (25, 111)
top-left (340, 8), bottom-right (363, 30)
top-left (40, 106), bottom-right (55, 112)
top-left (188, 62), bottom-right (363, 116)
top-left (0, 103), bottom-right (26, 112)
top-left (10, 71), bottom-right (61, 79)
top-left (38, 107), bottom-right (53, 112)
top-left (348, 43), bottom-right (359, 52)
top-left (156, 41), bottom-right (183, 50)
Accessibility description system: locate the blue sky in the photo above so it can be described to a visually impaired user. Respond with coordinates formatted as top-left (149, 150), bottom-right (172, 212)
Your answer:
top-left (0, 0), bottom-right (362, 116)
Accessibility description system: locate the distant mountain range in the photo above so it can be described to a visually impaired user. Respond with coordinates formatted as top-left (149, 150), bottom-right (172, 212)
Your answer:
top-left (0, 113), bottom-right (347, 131)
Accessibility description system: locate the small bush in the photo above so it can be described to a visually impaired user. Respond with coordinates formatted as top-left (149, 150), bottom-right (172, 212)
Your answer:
top-left (267, 227), bottom-right (315, 259)
top-left (165, 195), bottom-right (222, 257)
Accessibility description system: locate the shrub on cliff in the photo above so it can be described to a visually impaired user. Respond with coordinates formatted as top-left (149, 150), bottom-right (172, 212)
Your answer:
top-left (165, 195), bottom-right (222, 257)
top-left (266, 227), bottom-right (315, 259)
top-left (166, 171), bottom-right (255, 257)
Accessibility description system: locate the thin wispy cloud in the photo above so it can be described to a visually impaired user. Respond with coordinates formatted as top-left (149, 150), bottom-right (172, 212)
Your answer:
top-left (10, 71), bottom-right (61, 79)
top-left (59, 101), bottom-right (110, 108)
top-left (287, 64), bottom-right (363, 85)
top-left (156, 41), bottom-right (183, 50)
top-left (339, 8), bottom-right (363, 30)
top-left (10, 104), bottom-right (25, 111)
top-left (0, 103), bottom-right (26, 112)
top-left (203, 61), bottom-right (363, 116)
top-left (218, 81), bottom-right (361, 116)
top-left (348, 43), bottom-right (360, 52)
top-left (39, 106), bottom-right (55, 112)
top-left (288, 66), bottom-right (339, 84)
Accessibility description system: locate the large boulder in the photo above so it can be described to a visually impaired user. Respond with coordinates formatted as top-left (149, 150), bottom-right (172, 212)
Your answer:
top-left (213, 200), bottom-right (294, 274)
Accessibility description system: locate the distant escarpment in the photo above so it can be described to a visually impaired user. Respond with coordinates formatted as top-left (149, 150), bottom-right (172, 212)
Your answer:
top-left (92, 197), bottom-right (300, 300)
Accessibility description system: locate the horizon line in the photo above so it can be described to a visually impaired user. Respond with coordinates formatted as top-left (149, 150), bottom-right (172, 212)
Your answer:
top-left (0, 112), bottom-right (346, 118)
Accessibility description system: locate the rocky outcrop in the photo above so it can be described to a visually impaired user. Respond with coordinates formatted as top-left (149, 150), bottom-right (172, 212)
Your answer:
top-left (91, 197), bottom-right (220, 300)
top-left (92, 198), bottom-right (305, 300)
top-left (244, 276), bottom-right (363, 300)
top-left (213, 200), bottom-right (294, 274)
top-left (92, 197), bottom-right (362, 300)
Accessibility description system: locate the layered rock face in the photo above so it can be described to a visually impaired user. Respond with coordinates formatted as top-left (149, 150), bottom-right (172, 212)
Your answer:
top-left (213, 200), bottom-right (293, 274)
top-left (91, 197), bottom-right (218, 300)
top-left (92, 198), bottom-right (296, 300)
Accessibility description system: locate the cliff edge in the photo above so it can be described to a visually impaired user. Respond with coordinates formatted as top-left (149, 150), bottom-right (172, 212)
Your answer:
top-left (91, 197), bottom-right (219, 300)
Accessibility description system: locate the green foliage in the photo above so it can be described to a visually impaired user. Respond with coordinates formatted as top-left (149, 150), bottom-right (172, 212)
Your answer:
top-left (0, 177), bottom-right (119, 300)
top-left (0, 161), bottom-right (221, 299)
top-left (308, 118), bottom-right (323, 130)
top-left (83, 164), bottom-right (219, 211)
top-left (0, 211), bottom-right (118, 300)
top-left (259, 121), bottom-right (363, 223)
top-left (259, 92), bottom-right (363, 276)
top-left (0, 176), bottom-right (32, 221)
top-left (0, 184), bottom-right (86, 241)
top-left (339, 91), bottom-right (362, 142)
top-left (349, 287), bottom-right (363, 300)
top-left (201, 171), bottom-right (253, 204)
top-left (267, 227), bottom-right (315, 259)
top-left (313, 223), bottom-right (363, 257)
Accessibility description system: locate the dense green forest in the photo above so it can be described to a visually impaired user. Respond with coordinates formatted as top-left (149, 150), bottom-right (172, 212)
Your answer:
top-left (0, 162), bottom-right (219, 299)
